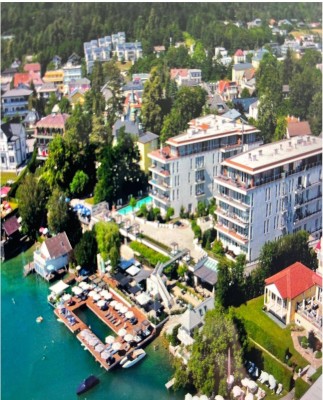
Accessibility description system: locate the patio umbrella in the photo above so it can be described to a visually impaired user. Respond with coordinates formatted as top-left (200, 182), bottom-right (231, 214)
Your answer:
top-left (62, 294), bottom-right (72, 301)
top-left (105, 335), bottom-right (115, 344)
top-left (214, 396), bottom-right (224, 400)
top-left (248, 380), bottom-right (258, 394)
top-left (120, 305), bottom-right (128, 314)
top-left (118, 328), bottom-right (127, 337)
top-left (72, 286), bottom-right (83, 295)
top-left (241, 377), bottom-right (251, 387)
top-left (88, 290), bottom-right (97, 298)
top-left (245, 394), bottom-right (254, 400)
top-left (112, 342), bottom-right (122, 351)
top-left (95, 343), bottom-right (105, 353)
top-left (97, 300), bottom-right (106, 308)
top-left (114, 302), bottom-right (123, 311)
top-left (268, 375), bottom-right (276, 389)
top-left (124, 334), bottom-right (134, 342)
top-left (200, 395), bottom-right (209, 400)
top-left (125, 311), bottom-right (134, 319)
top-left (103, 292), bottom-right (112, 300)
top-left (110, 300), bottom-right (118, 308)
top-left (232, 386), bottom-right (243, 398)
top-left (184, 395), bottom-right (193, 400)
top-left (89, 338), bottom-right (99, 347)
top-left (192, 397), bottom-right (199, 400)
top-left (101, 350), bottom-right (111, 360)
top-left (93, 293), bottom-right (101, 302)
top-left (260, 371), bottom-right (269, 383)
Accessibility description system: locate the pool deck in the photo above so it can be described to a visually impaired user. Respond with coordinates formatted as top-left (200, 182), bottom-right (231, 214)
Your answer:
top-left (54, 280), bottom-right (155, 371)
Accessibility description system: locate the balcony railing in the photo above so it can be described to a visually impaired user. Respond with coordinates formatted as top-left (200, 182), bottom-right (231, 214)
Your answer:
top-left (149, 190), bottom-right (170, 205)
top-left (294, 209), bottom-right (321, 225)
top-left (149, 179), bottom-right (171, 191)
top-left (215, 193), bottom-right (250, 211)
top-left (215, 222), bottom-right (249, 244)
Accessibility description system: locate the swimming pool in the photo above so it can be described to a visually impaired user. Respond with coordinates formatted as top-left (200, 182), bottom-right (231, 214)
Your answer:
top-left (117, 196), bottom-right (152, 216)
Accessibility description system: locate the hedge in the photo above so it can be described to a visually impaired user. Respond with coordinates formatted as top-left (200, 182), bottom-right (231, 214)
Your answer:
top-left (294, 378), bottom-right (310, 399)
top-left (129, 241), bottom-right (170, 267)
top-left (246, 344), bottom-right (294, 391)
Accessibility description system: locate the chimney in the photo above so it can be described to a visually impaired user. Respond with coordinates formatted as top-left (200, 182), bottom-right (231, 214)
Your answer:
top-left (248, 152), bottom-right (252, 160)
top-left (280, 144), bottom-right (283, 150)
top-left (258, 149), bottom-right (263, 156)
top-left (274, 148), bottom-right (278, 155)
top-left (252, 154), bottom-right (257, 161)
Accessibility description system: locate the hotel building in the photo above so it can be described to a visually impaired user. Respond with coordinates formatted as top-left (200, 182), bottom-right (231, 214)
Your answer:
top-left (214, 135), bottom-right (322, 262)
top-left (148, 115), bottom-right (261, 217)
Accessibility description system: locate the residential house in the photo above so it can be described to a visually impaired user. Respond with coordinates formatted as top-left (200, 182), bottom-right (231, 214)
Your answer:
top-left (240, 68), bottom-right (256, 95)
top-left (0, 121), bottom-right (27, 170)
top-left (123, 91), bottom-right (142, 122)
top-left (247, 18), bottom-right (262, 29)
top-left (214, 135), bottom-right (322, 261)
top-left (206, 93), bottom-right (229, 115)
top-left (154, 46), bottom-right (166, 58)
top-left (67, 78), bottom-right (91, 96)
top-left (14, 70), bottom-right (43, 89)
top-left (282, 84), bottom-right (290, 99)
top-left (42, 70), bottom-right (64, 92)
top-left (286, 119), bottom-right (312, 138)
top-left (216, 80), bottom-right (239, 102)
top-left (232, 63), bottom-right (253, 86)
top-left (190, 256), bottom-right (218, 293)
top-left (233, 97), bottom-right (258, 115)
top-left (170, 68), bottom-right (202, 87)
top-left (132, 73), bottom-right (150, 84)
top-left (281, 40), bottom-right (300, 55)
top-left (233, 49), bottom-right (245, 64)
top-left (34, 113), bottom-right (69, 159)
top-left (52, 55), bottom-right (62, 69)
top-left (68, 89), bottom-right (86, 109)
top-left (264, 261), bottom-right (322, 339)
top-left (177, 297), bottom-right (214, 346)
top-left (248, 99), bottom-right (259, 120)
top-left (115, 42), bottom-right (143, 62)
top-left (1, 215), bottom-right (22, 260)
top-left (214, 47), bottom-right (228, 58)
top-left (148, 114), bottom-right (261, 217)
top-left (23, 63), bottom-right (41, 73)
top-left (33, 232), bottom-right (73, 280)
top-left (251, 48), bottom-right (269, 69)
top-left (278, 19), bottom-right (293, 27)
top-left (23, 110), bottom-right (39, 129)
top-left (1, 88), bottom-right (33, 118)
top-left (37, 82), bottom-right (60, 100)
top-left (62, 61), bottom-right (82, 86)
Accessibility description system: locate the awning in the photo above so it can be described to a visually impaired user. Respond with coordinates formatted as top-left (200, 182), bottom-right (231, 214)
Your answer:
top-left (194, 265), bottom-right (217, 285)
top-left (126, 265), bottom-right (140, 276)
top-left (49, 280), bottom-right (69, 295)
top-left (136, 292), bottom-right (151, 306)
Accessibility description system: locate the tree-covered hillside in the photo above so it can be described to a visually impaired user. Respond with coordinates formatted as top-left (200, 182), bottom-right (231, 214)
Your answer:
top-left (1, 2), bottom-right (321, 70)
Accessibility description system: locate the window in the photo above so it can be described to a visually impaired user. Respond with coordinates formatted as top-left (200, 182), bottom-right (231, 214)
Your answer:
top-left (188, 173), bottom-right (190, 183)
top-left (1, 156), bottom-right (5, 164)
top-left (9, 156), bottom-right (15, 163)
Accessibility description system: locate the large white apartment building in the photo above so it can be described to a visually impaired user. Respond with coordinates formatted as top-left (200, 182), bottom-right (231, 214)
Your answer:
top-left (148, 115), bottom-right (261, 217)
top-left (214, 135), bottom-right (322, 262)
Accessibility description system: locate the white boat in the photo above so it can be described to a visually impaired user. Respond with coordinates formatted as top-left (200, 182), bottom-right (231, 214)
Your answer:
top-left (121, 349), bottom-right (146, 368)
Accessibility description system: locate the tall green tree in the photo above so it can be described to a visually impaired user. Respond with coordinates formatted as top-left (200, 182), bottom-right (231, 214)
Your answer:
top-left (16, 174), bottom-right (48, 240)
top-left (74, 230), bottom-right (98, 272)
top-left (47, 187), bottom-right (69, 234)
top-left (95, 221), bottom-right (120, 270)
top-left (308, 92), bottom-right (322, 136)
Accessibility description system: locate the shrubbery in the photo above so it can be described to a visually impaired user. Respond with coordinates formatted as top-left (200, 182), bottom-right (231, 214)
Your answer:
top-left (294, 378), bottom-right (310, 399)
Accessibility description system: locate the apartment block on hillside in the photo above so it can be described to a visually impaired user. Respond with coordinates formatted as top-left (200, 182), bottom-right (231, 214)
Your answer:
top-left (214, 135), bottom-right (322, 262)
top-left (148, 115), bottom-right (261, 217)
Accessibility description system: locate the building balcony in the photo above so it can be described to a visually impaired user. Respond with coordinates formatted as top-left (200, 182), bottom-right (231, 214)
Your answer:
top-left (194, 178), bottom-right (206, 184)
top-left (214, 193), bottom-right (250, 212)
top-left (294, 180), bottom-right (321, 195)
top-left (215, 208), bottom-right (249, 228)
top-left (149, 190), bottom-right (170, 205)
top-left (194, 164), bottom-right (205, 171)
top-left (265, 300), bottom-right (288, 321)
top-left (149, 165), bottom-right (170, 177)
top-left (293, 210), bottom-right (321, 225)
top-left (149, 179), bottom-right (171, 191)
top-left (2, 99), bottom-right (29, 106)
top-left (2, 109), bottom-right (28, 117)
top-left (294, 193), bottom-right (322, 209)
top-left (220, 143), bottom-right (243, 153)
top-left (214, 175), bottom-right (249, 194)
top-left (215, 223), bottom-right (249, 245)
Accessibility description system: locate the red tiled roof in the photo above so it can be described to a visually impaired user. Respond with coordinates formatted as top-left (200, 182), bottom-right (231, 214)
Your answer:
top-left (170, 69), bottom-right (188, 79)
top-left (265, 262), bottom-right (321, 299)
top-left (14, 73), bottom-right (31, 87)
top-left (24, 63), bottom-right (41, 73)
top-left (287, 121), bottom-right (312, 137)
top-left (218, 80), bottom-right (230, 94)
top-left (235, 49), bottom-right (244, 56)
top-left (36, 113), bottom-right (70, 129)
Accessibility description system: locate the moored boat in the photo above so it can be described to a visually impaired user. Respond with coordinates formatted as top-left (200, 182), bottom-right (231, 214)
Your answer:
top-left (76, 375), bottom-right (99, 395)
top-left (121, 349), bottom-right (146, 368)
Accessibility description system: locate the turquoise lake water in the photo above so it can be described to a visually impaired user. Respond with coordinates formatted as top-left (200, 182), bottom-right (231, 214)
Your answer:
top-left (117, 196), bottom-right (152, 216)
top-left (1, 247), bottom-right (185, 400)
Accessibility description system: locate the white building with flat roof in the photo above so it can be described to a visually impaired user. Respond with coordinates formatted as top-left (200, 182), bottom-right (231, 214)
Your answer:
top-left (148, 115), bottom-right (261, 217)
top-left (214, 135), bottom-right (322, 262)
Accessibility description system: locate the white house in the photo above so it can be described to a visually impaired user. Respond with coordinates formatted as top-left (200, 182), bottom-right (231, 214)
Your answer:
top-left (0, 122), bottom-right (27, 170)
top-left (33, 232), bottom-right (72, 280)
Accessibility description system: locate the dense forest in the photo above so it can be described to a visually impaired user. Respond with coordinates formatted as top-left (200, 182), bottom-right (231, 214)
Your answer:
top-left (1, 2), bottom-right (322, 70)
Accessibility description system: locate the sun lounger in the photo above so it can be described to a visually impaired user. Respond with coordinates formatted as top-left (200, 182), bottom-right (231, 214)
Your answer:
top-left (115, 320), bottom-right (121, 327)
top-left (258, 371), bottom-right (269, 384)
top-left (276, 383), bottom-right (283, 395)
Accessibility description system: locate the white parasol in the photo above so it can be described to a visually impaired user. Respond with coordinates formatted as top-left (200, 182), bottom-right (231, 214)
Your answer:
top-left (97, 299), bottom-right (106, 308)
top-left (112, 342), bottom-right (122, 351)
top-left (184, 395), bottom-right (193, 400)
top-left (105, 335), bottom-right (115, 344)
top-left (214, 396), bottom-right (224, 400)
top-left (125, 311), bottom-right (134, 319)
top-left (232, 386), bottom-right (243, 398)
top-left (248, 380), bottom-right (258, 394)
top-left (89, 337), bottom-right (99, 347)
top-left (88, 290), bottom-right (97, 298)
top-left (200, 395), bottom-right (209, 400)
top-left (114, 302), bottom-right (123, 311)
top-left (118, 328), bottom-right (127, 337)
top-left (95, 343), bottom-right (105, 353)
top-left (93, 293), bottom-right (101, 302)
top-left (241, 377), bottom-right (251, 387)
top-left (101, 350), bottom-right (111, 360)
top-left (110, 300), bottom-right (118, 308)
top-left (124, 334), bottom-right (134, 342)
top-left (72, 286), bottom-right (83, 295)
top-left (245, 394), bottom-right (254, 400)
top-left (120, 305), bottom-right (128, 314)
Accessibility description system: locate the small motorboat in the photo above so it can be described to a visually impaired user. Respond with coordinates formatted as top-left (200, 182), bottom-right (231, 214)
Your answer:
top-left (76, 375), bottom-right (99, 395)
top-left (36, 316), bottom-right (43, 323)
top-left (121, 349), bottom-right (146, 368)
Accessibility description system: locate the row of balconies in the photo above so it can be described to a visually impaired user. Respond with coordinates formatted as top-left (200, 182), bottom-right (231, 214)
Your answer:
top-left (294, 209), bottom-right (321, 225)
top-left (294, 193), bottom-right (322, 209)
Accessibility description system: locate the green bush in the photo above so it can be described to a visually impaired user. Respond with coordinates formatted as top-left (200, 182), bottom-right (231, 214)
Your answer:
top-left (315, 350), bottom-right (322, 359)
top-left (129, 241), bottom-right (169, 266)
top-left (294, 378), bottom-right (310, 399)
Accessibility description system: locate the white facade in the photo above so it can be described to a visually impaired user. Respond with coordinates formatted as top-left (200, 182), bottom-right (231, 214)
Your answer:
top-left (148, 115), bottom-right (261, 217)
top-left (62, 62), bottom-right (82, 85)
top-left (214, 135), bottom-right (322, 262)
top-left (0, 123), bottom-right (27, 170)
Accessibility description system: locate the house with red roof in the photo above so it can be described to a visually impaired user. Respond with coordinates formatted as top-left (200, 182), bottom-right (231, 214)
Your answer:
top-left (23, 63), bottom-right (41, 73)
top-left (216, 80), bottom-right (239, 101)
top-left (286, 119), bottom-right (312, 138)
top-left (170, 68), bottom-right (202, 87)
top-left (264, 261), bottom-right (322, 338)
top-left (233, 49), bottom-right (245, 64)
top-left (34, 113), bottom-right (69, 159)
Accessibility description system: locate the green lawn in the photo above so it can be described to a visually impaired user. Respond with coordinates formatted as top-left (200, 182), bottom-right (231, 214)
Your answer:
top-left (234, 296), bottom-right (307, 368)
top-left (1, 171), bottom-right (19, 186)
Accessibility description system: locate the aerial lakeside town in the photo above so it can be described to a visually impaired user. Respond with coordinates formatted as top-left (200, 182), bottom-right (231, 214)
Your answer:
top-left (1, 3), bottom-right (322, 400)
